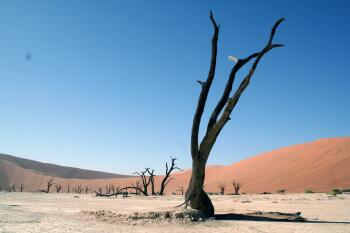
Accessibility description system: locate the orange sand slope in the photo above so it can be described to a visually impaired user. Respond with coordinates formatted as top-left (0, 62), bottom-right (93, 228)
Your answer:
top-left (1, 137), bottom-right (349, 193)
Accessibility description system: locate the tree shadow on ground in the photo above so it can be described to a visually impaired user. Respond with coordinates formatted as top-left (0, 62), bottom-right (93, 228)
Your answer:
top-left (214, 211), bottom-right (350, 224)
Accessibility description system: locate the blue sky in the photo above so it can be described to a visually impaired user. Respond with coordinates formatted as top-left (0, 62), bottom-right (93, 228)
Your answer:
top-left (0, 0), bottom-right (349, 175)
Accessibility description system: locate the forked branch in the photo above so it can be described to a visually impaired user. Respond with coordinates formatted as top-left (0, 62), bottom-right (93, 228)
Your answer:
top-left (191, 10), bottom-right (220, 158)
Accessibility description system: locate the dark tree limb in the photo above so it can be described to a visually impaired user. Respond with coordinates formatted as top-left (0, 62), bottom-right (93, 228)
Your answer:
top-left (94, 186), bottom-right (138, 197)
top-left (206, 52), bottom-right (260, 131)
top-left (191, 10), bottom-right (220, 158)
top-left (201, 18), bottom-right (285, 157)
top-left (147, 169), bottom-right (156, 195)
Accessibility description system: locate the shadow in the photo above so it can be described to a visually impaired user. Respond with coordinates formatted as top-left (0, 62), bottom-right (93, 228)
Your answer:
top-left (214, 213), bottom-right (350, 224)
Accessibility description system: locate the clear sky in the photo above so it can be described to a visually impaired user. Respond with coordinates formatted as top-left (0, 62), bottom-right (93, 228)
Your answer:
top-left (0, 0), bottom-right (349, 175)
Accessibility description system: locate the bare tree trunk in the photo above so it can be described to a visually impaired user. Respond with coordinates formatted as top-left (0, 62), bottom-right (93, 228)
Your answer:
top-left (185, 156), bottom-right (214, 216)
top-left (183, 11), bottom-right (284, 217)
top-left (20, 183), bottom-right (25, 192)
top-left (46, 178), bottom-right (54, 193)
top-left (147, 169), bottom-right (156, 195)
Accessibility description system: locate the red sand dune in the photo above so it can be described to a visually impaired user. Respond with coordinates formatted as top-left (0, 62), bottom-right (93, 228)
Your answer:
top-left (1, 137), bottom-right (349, 194)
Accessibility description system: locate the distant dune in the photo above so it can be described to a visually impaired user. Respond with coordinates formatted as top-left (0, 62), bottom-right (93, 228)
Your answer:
top-left (1, 137), bottom-right (349, 194)
top-left (0, 153), bottom-right (132, 179)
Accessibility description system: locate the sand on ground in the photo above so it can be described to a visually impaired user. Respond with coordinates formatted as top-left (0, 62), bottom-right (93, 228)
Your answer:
top-left (0, 192), bottom-right (349, 233)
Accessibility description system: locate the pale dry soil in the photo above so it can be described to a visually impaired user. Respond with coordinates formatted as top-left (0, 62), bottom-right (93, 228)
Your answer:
top-left (0, 192), bottom-right (349, 233)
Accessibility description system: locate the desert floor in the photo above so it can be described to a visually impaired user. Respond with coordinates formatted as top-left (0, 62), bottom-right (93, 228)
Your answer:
top-left (0, 192), bottom-right (350, 233)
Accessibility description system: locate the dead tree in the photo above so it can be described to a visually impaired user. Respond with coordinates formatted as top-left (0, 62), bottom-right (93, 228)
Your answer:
top-left (158, 157), bottom-right (182, 195)
top-left (133, 168), bottom-right (152, 196)
top-left (176, 185), bottom-right (184, 195)
top-left (105, 185), bottom-right (111, 194)
top-left (55, 184), bottom-right (62, 193)
top-left (183, 11), bottom-right (284, 216)
top-left (85, 186), bottom-right (89, 194)
top-left (232, 181), bottom-right (243, 195)
top-left (96, 186), bottom-right (103, 195)
top-left (67, 184), bottom-right (70, 193)
top-left (133, 180), bottom-right (142, 195)
top-left (8, 184), bottom-right (16, 192)
top-left (46, 178), bottom-right (54, 193)
top-left (110, 184), bottom-right (116, 194)
top-left (218, 182), bottom-right (226, 195)
top-left (19, 183), bottom-right (25, 192)
top-left (76, 185), bottom-right (82, 194)
top-left (147, 169), bottom-right (156, 195)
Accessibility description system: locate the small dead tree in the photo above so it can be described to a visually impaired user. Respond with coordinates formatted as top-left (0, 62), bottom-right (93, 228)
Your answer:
top-left (133, 168), bottom-right (152, 196)
top-left (67, 184), bottom-right (70, 193)
top-left (147, 169), bottom-right (156, 195)
top-left (96, 186), bottom-right (103, 195)
top-left (183, 12), bottom-right (284, 216)
top-left (132, 180), bottom-right (142, 195)
top-left (85, 186), bottom-right (89, 194)
top-left (176, 184), bottom-right (184, 195)
top-left (110, 184), bottom-right (116, 194)
top-left (46, 178), bottom-right (54, 193)
top-left (218, 182), bottom-right (226, 195)
top-left (8, 184), bottom-right (16, 192)
top-left (105, 185), bottom-right (111, 194)
top-left (158, 157), bottom-right (182, 195)
top-left (19, 183), bottom-right (25, 192)
top-left (55, 184), bottom-right (62, 193)
top-left (77, 185), bottom-right (82, 194)
top-left (232, 181), bottom-right (243, 195)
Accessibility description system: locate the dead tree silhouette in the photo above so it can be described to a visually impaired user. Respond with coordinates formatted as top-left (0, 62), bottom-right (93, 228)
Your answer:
top-left (232, 181), bottom-right (243, 195)
top-left (183, 11), bottom-right (284, 216)
top-left (218, 183), bottom-right (226, 195)
top-left (46, 178), bottom-right (54, 193)
top-left (158, 157), bottom-right (182, 195)
top-left (176, 185), bottom-right (184, 195)
top-left (147, 169), bottom-right (156, 195)
top-left (19, 183), bottom-right (25, 192)
top-left (133, 168), bottom-right (152, 196)
top-left (55, 184), bottom-right (62, 193)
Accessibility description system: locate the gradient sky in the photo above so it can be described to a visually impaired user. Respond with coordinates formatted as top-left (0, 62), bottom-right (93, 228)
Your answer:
top-left (0, 0), bottom-right (349, 175)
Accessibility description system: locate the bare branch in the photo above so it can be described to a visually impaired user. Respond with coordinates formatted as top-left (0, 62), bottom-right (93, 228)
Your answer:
top-left (201, 18), bottom-right (285, 154)
top-left (191, 11), bottom-right (220, 158)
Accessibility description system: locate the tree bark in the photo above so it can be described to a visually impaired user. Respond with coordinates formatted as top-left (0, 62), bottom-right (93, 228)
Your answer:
top-left (185, 154), bottom-right (214, 216)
